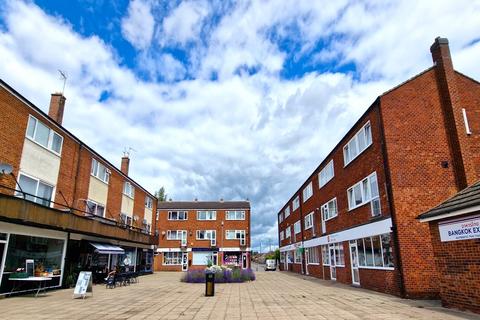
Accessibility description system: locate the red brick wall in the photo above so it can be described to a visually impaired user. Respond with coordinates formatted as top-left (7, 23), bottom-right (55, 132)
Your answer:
top-left (428, 215), bottom-right (480, 314)
top-left (358, 268), bottom-right (401, 296)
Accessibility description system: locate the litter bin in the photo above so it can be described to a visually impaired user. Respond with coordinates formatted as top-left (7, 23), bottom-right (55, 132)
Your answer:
top-left (205, 272), bottom-right (215, 296)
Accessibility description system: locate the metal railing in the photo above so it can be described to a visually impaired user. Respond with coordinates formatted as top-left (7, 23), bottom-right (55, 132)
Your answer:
top-left (0, 183), bottom-right (154, 236)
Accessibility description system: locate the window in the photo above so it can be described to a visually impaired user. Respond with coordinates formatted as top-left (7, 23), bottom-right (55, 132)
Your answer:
top-left (192, 252), bottom-right (215, 265)
top-left (284, 206), bottom-right (290, 218)
top-left (196, 230), bottom-right (216, 240)
top-left (123, 181), bottom-right (135, 198)
top-left (294, 221), bottom-right (301, 234)
top-left (168, 211), bottom-right (188, 220)
top-left (225, 230), bottom-right (245, 240)
top-left (356, 233), bottom-right (394, 269)
top-left (145, 196), bottom-right (153, 209)
top-left (292, 196), bottom-right (300, 211)
top-left (226, 210), bottom-right (245, 220)
top-left (304, 212), bottom-right (314, 230)
top-left (167, 230), bottom-right (187, 240)
top-left (278, 212), bottom-right (283, 224)
top-left (307, 247), bottom-right (320, 264)
top-left (319, 160), bottom-right (334, 188)
top-left (321, 245), bottom-right (329, 265)
top-left (321, 198), bottom-right (338, 221)
top-left (280, 230), bottom-right (284, 240)
top-left (16, 173), bottom-right (54, 207)
top-left (347, 172), bottom-right (381, 216)
top-left (343, 121), bottom-right (372, 165)
top-left (26, 115), bottom-right (63, 154)
top-left (86, 200), bottom-right (105, 217)
top-left (334, 243), bottom-right (345, 266)
top-left (294, 250), bottom-right (302, 263)
top-left (163, 252), bottom-right (182, 265)
top-left (285, 226), bottom-right (291, 238)
top-left (302, 182), bottom-right (313, 202)
top-left (197, 210), bottom-right (216, 220)
top-left (91, 158), bottom-right (110, 184)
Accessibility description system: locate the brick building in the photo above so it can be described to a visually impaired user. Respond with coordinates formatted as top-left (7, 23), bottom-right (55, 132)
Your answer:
top-left (418, 181), bottom-right (480, 314)
top-left (154, 201), bottom-right (251, 271)
top-left (277, 37), bottom-right (480, 299)
top-left (0, 79), bottom-right (157, 294)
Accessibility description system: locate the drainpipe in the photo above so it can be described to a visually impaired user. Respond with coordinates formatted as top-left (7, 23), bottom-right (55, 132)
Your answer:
top-left (377, 99), bottom-right (406, 298)
top-left (298, 194), bottom-right (305, 275)
top-left (72, 142), bottom-right (84, 210)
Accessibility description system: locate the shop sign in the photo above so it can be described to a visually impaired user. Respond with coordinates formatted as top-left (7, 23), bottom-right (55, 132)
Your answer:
top-left (73, 271), bottom-right (93, 299)
top-left (439, 216), bottom-right (480, 242)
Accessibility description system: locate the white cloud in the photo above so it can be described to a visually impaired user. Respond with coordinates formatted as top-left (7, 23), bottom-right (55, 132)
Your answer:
top-left (121, 0), bottom-right (155, 50)
top-left (0, 0), bottom-right (479, 251)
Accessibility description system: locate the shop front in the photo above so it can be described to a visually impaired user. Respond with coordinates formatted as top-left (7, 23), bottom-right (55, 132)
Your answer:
top-left (0, 221), bottom-right (67, 295)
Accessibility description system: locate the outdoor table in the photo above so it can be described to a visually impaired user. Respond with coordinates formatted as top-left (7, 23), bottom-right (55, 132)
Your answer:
top-left (8, 276), bottom-right (53, 297)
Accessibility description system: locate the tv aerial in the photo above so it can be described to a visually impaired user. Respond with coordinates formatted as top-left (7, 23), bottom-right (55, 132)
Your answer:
top-left (58, 69), bottom-right (67, 95)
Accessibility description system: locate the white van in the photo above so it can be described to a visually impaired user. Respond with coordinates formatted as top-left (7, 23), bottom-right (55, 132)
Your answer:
top-left (265, 259), bottom-right (276, 271)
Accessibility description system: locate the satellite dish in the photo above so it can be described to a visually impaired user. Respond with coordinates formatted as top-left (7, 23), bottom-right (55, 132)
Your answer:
top-left (0, 163), bottom-right (13, 175)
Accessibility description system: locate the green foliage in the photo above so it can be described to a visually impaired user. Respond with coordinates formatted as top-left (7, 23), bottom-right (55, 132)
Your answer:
top-left (155, 187), bottom-right (167, 201)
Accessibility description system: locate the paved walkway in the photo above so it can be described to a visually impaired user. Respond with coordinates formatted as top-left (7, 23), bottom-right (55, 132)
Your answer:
top-left (0, 271), bottom-right (477, 319)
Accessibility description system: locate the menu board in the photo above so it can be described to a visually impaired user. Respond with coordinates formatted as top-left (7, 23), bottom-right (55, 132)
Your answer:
top-left (73, 271), bottom-right (93, 299)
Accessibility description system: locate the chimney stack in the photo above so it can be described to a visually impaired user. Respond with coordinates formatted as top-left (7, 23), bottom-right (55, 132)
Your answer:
top-left (430, 37), bottom-right (453, 72)
top-left (121, 156), bottom-right (130, 175)
top-left (48, 93), bottom-right (66, 125)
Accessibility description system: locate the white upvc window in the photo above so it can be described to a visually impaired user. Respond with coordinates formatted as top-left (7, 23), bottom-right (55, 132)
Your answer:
top-left (86, 199), bottom-right (105, 217)
top-left (294, 250), bottom-right (302, 263)
top-left (280, 230), bottom-right (284, 240)
top-left (343, 121), bottom-right (372, 166)
top-left (292, 196), bottom-right (300, 211)
top-left (304, 212), bottom-right (314, 230)
top-left (302, 182), bottom-right (313, 202)
top-left (168, 211), bottom-right (188, 220)
top-left (26, 115), bottom-right (63, 155)
top-left (197, 210), bottom-right (216, 220)
top-left (284, 206), bottom-right (290, 218)
top-left (15, 172), bottom-right (54, 207)
top-left (91, 158), bottom-right (110, 184)
top-left (225, 230), bottom-right (245, 240)
top-left (225, 210), bottom-right (245, 220)
top-left (163, 252), bottom-right (182, 265)
top-left (145, 196), bottom-right (153, 209)
top-left (278, 212), bottom-right (283, 224)
top-left (319, 160), bottom-right (334, 188)
top-left (196, 230), bottom-right (216, 240)
top-left (321, 245), bottom-right (329, 265)
top-left (356, 233), bottom-right (394, 269)
top-left (294, 220), bottom-right (301, 234)
top-left (120, 213), bottom-right (132, 226)
top-left (321, 198), bottom-right (338, 221)
top-left (307, 247), bottom-right (320, 264)
top-left (347, 172), bottom-right (380, 216)
top-left (285, 226), bottom-right (291, 238)
top-left (123, 181), bottom-right (135, 198)
top-left (167, 230), bottom-right (187, 240)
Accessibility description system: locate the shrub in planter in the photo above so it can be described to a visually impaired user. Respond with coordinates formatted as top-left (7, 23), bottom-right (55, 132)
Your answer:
top-left (181, 265), bottom-right (255, 283)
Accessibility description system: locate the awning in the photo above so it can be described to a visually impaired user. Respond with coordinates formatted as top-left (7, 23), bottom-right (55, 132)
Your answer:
top-left (90, 242), bottom-right (125, 255)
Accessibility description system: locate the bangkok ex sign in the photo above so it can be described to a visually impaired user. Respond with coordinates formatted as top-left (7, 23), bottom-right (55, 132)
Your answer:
top-left (438, 215), bottom-right (480, 242)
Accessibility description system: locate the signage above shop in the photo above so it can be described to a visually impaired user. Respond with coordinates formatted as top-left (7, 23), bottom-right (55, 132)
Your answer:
top-left (439, 215), bottom-right (480, 242)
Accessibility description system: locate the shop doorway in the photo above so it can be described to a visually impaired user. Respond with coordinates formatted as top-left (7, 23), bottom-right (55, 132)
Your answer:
top-left (329, 245), bottom-right (336, 280)
top-left (349, 240), bottom-right (360, 285)
top-left (305, 248), bottom-right (310, 275)
top-left (242, 253), bottom-right (247, 269)
top-left (181, 252), bottom-right (188, 271)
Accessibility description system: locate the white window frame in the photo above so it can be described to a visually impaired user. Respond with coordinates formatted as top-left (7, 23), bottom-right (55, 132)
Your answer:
top-left (292, 196), bottom-right (300, 211)
top-left (278, 212), bottom-right (283, 224)
top-left (294, 250), bottom-right (302, 264)
top-left (321, 197), bottom-right (338, 221)
top-left (307, 247), bottom-right (320, 265)
top-left (167, 230), bottom-right (187, 240)
top-left (347, 172), bottom-right (380, 215)
top-left (322, 245), bottom-right (329, 265)
top-left (225, 230), bottom-right (245, 240)
top-left (15, 172), bottom-right (55, 207)
top-left (168, 211), bottom-right (188, 220)
top-left (284, 206), bottom-right (290, 218)
top-left (285, 226), bottom-right (291, 238)
top-left (302, 182), bottom-right (313, 202)
top-left (304, 212), bottom-right (314, 230)
top-left (294, 220), bottom-right (301, 235)
top-left (196, 230), bottom-right (216, 240)
top-left (343, 121), bottom-right (372, 166)
top-left (86, 199), bottom-right (105, 217)
top-left (280, 230), bottom-right (284, 241)
top-left (163, 252), bottom-right (182, 265)
top-left (197, 210), bottom-right (216, 221)
top-left (356, 233), bottom-right (394, 270)
top-left (225, 210), bottom-right (245, 220)
top-left (91, 158), bottom-right (110, 184)
top-left (145, 196), bottom-right (153, 209)
top-left (123, 181), bottom-right (135, 198)
top-left (319, 160), bottom-right (334, 188)
top-left (25, 115), bottom-right (63, 155)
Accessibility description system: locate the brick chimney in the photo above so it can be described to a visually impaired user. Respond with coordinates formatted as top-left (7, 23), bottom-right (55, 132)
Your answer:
top-left (48, 93), bottom-right (66, 125)
top-left (430, 37), bottom-right (472, 190)
top-left (121, 156), bottom-right (130, 175)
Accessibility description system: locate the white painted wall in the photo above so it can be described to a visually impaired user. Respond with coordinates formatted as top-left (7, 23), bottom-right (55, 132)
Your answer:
top-left (20, 138), bottom-right (60, 186)
top-left (88, 176), bottom-right (108, 206)
top-left (121, 194), bottom-right (134, 216)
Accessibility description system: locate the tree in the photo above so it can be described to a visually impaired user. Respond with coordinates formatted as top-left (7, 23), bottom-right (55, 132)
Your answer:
top-left (155, 187), bottom-right (167, 201)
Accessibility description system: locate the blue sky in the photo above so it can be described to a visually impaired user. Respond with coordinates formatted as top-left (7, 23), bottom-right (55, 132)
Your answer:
top-left (0, 0), bottom-right (479, 251)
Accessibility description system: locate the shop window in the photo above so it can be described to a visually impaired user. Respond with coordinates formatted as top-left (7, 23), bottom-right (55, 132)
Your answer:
top-left (307, 247), bottom-right (320, 264)
top-left (4, 234), bottom-right (64, 276)
top-left (322, 245), bottom-right (329, 265)
top-left (381, 234), bottom-right (394, 267)
top-left (357, 238), bottom-right (366, 266)
top-left (355, 234), bottom-right (394, 269)
top-left (334, 243), bottom-right (345, 266)
top-left (372, 236), bottom-right (383, 267)
top-left (163, 252), bottom-right (182, 265)
top-left (364, 237), bottom-right (374, 266)
top-left (294, 250), bottom-right (301, 263)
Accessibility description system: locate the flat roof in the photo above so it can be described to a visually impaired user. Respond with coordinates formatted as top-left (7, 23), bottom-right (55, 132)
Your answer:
top-left (157, 201), bottom-right (250, 210)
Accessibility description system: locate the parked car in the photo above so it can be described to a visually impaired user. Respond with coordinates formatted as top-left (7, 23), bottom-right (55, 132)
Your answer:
top-left (265, 259), bottom-right (276, 271)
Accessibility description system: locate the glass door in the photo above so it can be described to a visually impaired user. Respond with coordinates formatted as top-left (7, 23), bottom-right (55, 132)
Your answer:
top-left (305, 248), bottom-right (309, 275)
top-left (349, 240), bottom-right (360, 285)
top-left (181, 252), bottom-right (188, 271)
top-left (242, 253), bottom-right (247, 269)
top-left (329, 245), bottom-right (336, 280)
